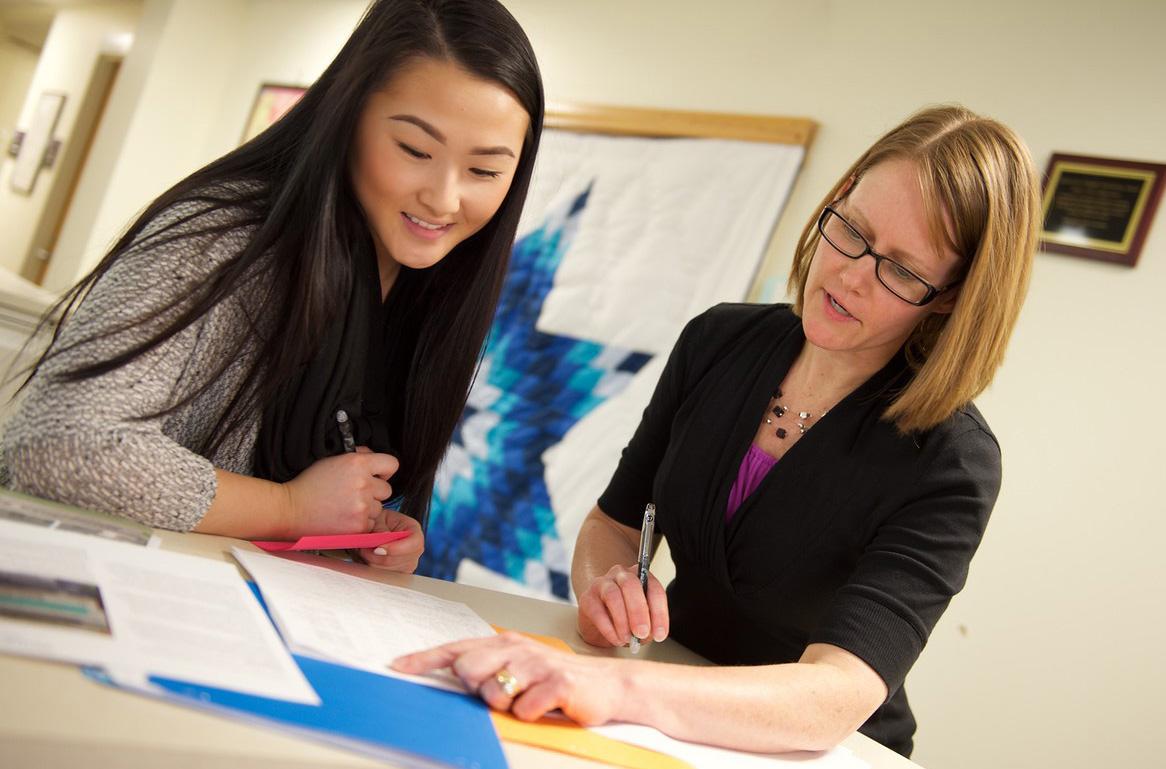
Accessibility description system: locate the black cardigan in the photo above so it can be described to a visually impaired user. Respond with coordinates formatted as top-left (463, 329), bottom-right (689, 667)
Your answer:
top-left (598, 303), bottom-right (1001, 756)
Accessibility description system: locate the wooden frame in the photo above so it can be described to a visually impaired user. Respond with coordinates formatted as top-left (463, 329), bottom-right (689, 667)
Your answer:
top-left (545, 101), bottom-right (816, 147)
top-left (236, 93), bottom-right (817, 148)
top-left (1039, 153), bottom-right (1165, 267)
top-left (545, 101), bottom-right (815, 304)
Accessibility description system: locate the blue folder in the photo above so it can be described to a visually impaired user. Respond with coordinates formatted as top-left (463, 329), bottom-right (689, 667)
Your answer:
top-left (150, 654), bottom-right (506, 769)
top-left (85, 581), bottom-right (508, 769)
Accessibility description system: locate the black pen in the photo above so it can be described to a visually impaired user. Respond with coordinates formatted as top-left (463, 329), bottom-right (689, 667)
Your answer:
top-left (629, 502), bottom-right (656, 654)
top-left (336, 409), bottom-right (356, 453)
top-left (338, 408), bottom-right (377, 543)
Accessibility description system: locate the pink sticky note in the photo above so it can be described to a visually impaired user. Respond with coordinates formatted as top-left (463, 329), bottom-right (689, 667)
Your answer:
top-left (251, 530), bottom-right (411, 552)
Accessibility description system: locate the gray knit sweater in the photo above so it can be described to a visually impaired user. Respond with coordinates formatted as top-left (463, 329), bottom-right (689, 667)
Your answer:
top-left (2, 202), bottom-right (265, 530)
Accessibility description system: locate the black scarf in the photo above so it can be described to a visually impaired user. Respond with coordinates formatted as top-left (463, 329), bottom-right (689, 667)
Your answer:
top-left (252, 250), bottom-right (402, 485)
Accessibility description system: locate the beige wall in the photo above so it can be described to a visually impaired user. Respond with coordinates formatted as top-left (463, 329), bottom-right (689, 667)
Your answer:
top-left (0, 1), bottom-right (140, 278)
top-left (42, 0), bottom-right (365, 291)
top-left (44, 0), bottom-right (247, 291)
top-left (21, 1), bottom-right (1166, 768)
top-left (0, 35), bottom-right (39, 159)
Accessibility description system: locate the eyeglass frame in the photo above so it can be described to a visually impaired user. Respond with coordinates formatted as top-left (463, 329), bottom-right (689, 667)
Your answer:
top-left (817, 205), bottom-right (961, 306)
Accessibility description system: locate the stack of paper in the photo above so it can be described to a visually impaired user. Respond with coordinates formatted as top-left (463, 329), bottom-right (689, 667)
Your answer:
top-left (132, 548), bottom-right (509, 769)
top-left (0, 519), bottom-right (316, 702)
top-left (232, 547), bottom-right (495, 689)
top-left (0, 515), bottom-right (510, 769)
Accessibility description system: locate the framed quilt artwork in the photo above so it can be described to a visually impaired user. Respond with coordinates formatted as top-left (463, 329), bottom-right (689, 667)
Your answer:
top-left (416, 104), bottom-right (817, 600)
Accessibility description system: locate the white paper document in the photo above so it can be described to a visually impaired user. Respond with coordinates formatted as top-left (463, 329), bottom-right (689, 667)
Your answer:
top-left (592, 723), bottom-right (872, 769)
top-left (232, 548), bottom-right (495, 689)
top-left (0, 520), bottom-right (317, 704)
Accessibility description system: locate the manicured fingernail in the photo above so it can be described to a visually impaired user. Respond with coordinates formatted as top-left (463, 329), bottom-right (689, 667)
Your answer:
top-left (634, 624), bottom-right (649, 639)
top-left (374, 547), bottom-right (387, 556)
top-left (653, 627), bottom-right (667, 642)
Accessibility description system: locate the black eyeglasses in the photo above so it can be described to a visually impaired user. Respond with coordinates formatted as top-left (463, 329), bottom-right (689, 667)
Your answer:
top-left (817, 206), bottom-right (957, 306)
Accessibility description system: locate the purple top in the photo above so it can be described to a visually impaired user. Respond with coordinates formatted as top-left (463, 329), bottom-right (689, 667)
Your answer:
top-left (725, 443), bottom-right (778, 522)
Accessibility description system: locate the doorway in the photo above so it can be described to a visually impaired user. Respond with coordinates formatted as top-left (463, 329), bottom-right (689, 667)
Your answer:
top-left (19, 53), bottom-right (121, 285)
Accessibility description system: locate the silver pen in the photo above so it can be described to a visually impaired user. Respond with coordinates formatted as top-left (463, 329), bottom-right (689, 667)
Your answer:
top-left (629, 502), bottom-right (656, 654)
top-left (336, 409), bottom-right (356, 453)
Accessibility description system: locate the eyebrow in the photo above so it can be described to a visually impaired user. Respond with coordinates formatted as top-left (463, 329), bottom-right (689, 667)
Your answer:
top-left (390, 114), bottom-right (517, 158)
top-left (840, 205), bottom-right (926, 270)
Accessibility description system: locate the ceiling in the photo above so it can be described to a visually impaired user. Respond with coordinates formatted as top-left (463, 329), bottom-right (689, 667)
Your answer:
top-left (0, 0), bottom-right (123, 51)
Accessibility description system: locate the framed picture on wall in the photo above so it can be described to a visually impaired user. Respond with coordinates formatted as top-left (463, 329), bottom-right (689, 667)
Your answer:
top-left (1040, 153), bottom-right (1165, 267)
top-left (9, 91), bottom-right (66, 196)
top-left (240, 83), bottom-right (307, 145)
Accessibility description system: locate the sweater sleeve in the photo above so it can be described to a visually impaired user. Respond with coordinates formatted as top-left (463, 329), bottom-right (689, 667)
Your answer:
top-left (598, 309), bottom-right (712, 529)
top-left (807, 420), bottom-right (1002, 696)
top-left (2, 203), bottom-right (255, 531)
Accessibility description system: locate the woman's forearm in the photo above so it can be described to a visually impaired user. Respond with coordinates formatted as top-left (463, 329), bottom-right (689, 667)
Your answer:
top-left (613, 644), bottom-right (887, 753)
top-left (571, 506), bottom-right (641, 596)
top-left (193, 469), bottom-right (293, 538)
top-left (394, 633), bottom-right (886, 752)
top-left (196, 451), bottom-right (398, 540)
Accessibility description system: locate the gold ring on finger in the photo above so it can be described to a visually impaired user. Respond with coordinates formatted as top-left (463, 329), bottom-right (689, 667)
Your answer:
top-left (494, 667), bottom-right (522, 698)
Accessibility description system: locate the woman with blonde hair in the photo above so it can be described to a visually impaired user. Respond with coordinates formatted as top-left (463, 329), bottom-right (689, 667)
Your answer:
top-left (396, 104), bottom-right (1041, 756)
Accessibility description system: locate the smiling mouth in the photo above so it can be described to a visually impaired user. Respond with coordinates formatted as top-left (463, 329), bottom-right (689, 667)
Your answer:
top-left (403, 212), bottom-right (452, 231)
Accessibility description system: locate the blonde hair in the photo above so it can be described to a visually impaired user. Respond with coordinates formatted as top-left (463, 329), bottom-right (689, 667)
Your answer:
top-left (788, 105), bottom-right (1040, 433)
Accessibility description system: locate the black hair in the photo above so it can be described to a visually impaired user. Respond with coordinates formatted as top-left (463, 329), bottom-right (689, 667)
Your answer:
top-left (19, 0), bottom-right (544, 526)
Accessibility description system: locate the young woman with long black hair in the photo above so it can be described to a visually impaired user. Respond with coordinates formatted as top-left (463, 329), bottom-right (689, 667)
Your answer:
top-left (2, 0), bottom-right (544, 572)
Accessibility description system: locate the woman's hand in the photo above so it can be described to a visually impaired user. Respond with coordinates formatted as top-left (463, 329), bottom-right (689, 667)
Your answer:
top-left (395, 633), bottom-right (888, 754)
top-left (359, 508), bottom-right (424, 572)
top-left (571, 506), bottom-right (669, 649)
top-left (282, 450), bottom-right (399, 535)
top-left (393, 632), bottom-right (625, 726)
top-left (576, 563), bottom-right (669, 648)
